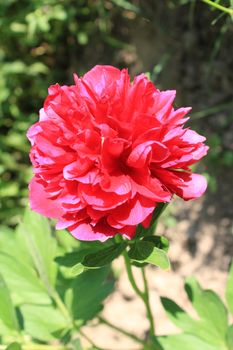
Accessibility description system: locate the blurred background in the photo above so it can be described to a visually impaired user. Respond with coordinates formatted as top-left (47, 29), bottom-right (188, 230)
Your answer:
top-left (0, 0), bottom-right (233, 346)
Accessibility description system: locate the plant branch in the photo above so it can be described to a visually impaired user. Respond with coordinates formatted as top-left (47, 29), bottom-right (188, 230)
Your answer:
top-left (51, 289), bottom-right (72, 325)
top-left (98, 316), bottom-right (144, 344)
top-left (123, 251), bottom-right (144, 298)
top-left (79, 329), bottom-right (107, 350)
top-left (142, 267), bottom-right (155, 337)
top-left (201, 0), bottom-right (233, 15)
top-left (123, 252), bottom-right (155, 338)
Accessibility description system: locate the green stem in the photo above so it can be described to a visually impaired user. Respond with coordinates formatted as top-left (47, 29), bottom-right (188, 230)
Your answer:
top-left (98, 316), bottom-right (144, 344)
top-left (52, 290), bottom-right (108, 350)
top-left (201, 0), bottom-right (233, 15)
top-left (142, 268), bottom-right (155, 337)
top-left (123, 252), bottom-right (155, 338)
top-left (79, 329), bottom-right (107, 350)
top-left (123, 251), bottom-right (144, 298)
top-left (52, 292), bottom-right (107, 350)
top-left (24, 346), bottom-right (67, 350)
top-left (51, 289), bottom-right (72, 325)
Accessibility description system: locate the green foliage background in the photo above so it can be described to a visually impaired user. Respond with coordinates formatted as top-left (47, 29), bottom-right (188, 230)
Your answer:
top-left (0, 0), bottom-right (233, 225)
top-left (0, 0), bottom-right (125, 223)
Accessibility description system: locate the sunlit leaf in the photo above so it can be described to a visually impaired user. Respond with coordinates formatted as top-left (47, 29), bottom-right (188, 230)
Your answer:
top-left (159, 334), bottom-right (219, 350)
top-left (0, 274), bottom-right (19, 333)
top-left (226, 324), bottom-right (233, 350)
top-left (185, 277), bottom-right (228, 338)
top-left (128, 241), bottom-right (170, 270)
top-left (0, 252), bottom-right (51, 305)
top-left (20, 304), bottom-right (69, 341)
top-left (6, 343), bottom-right (22, 350)
top-left (19, 208), bottom-right (57, 287)
top-left (226, 260), bottom-right (233, 316)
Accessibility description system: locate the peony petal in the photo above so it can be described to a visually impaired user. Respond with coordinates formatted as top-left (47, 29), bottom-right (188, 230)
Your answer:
top-left (168, 107), bottom-right (191, 125)
top-left (155, 169), bottom-right (207, 200)
top-left (69, 221), bottom-right (116, 241)
top-left (63, 159), bottom-right (94, 180)
top-left (153, 90), bottom-right (176, 121)
top-left (29, 177), bottom-right (64, 218)
top-left (176, 172), bottom-right (208, 200)
top-left (79, 183), bottom-right (130, 210)
top-left (151, 142), bottom-right (170, 163)
top-left (83, 65), bottom-right (122, 95)
top-left (100, 175), bottom-right (132, 195)
top-left (181, 129), bottom-right (206, 144)
top-left (108, 195), bottom-right (155, 226)
top-left (127, 142), bottom-right (153, 168)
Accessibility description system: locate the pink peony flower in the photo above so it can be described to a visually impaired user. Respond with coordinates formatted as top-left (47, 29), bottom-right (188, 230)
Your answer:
top-left (27, 65), bottom-right (208, 241)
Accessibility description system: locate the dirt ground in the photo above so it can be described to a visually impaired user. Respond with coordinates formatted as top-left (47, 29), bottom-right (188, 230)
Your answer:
top-left (82, 170), bottom-right (233, 349)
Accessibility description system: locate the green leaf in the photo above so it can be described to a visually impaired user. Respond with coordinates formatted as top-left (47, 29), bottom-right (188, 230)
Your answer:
top-left (28, 62), bottom-right (49, 75)
top-left (226, 324), bottom-right (233, 350)
top-left (185, 277), bottom-right (228, 338)
top-left (0, 210), bottom-right (59, 305)
top-left (71, 263), bottom-right (85, 276)
top-left (0, 252), bottom-right (51, 305)
top-left (143, 246), bottom-right (170, 270)
top-left (200, 290), bottom-right (228, 337)
top-left (143, 235), bottom-right (169, 252)
top-left (6, 343), bottom-right (22, 350)
top-left (128, 241), bottom-right (170, 270)
top-left (161, 296), bottom-right (227, 346)
top-left (226, 260), bottom-right (233, 316)
top-left (19, 208), bottom-right (57, 286)
top-left (55, 229), bottom-right (78, 251)
top-left (70, 267), bottom-right (114, 322)
top-left (0, 225), bottom-right (31, 267)
top-left (128, 240), bottom-right (153, 260)
top-left (0, 274), bottom-right (19, 333)
top-left (71, 339), bottom-right (83, 350)
top-left (143, 336), bottom-right (164, 350)
top-left (55, 249), bottom-right (93, 267)
top-left (20, 305), bottom-right (68, 341)
top-left (158, 334), bottom-right (219, 350)
top-left (55, 240), bottom-right (113, 268)
top-left (161, 297), bottom-right (199, 332)
top-left (82, 243), bottom-right (126, 267)
top-left (110, 0), bottom-right (139, 12)
top-left (131, 261), bottom-right (148, 268)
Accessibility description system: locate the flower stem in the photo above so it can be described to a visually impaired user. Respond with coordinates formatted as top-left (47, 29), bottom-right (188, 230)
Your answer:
top-left (79, 329), bottom-right (108, 350)
top-left (201, 0), bottom-right (233, 15)
top-left (98, 316), bottom-right (144, 344)
top-left (51, 290), bottom-right (72, 325)
top-left (123, 251), bottom-right (144, 298)
top-left (142, 267), bottom-right (155, 337)
top-left (122, 252), bottom-right (155, 338)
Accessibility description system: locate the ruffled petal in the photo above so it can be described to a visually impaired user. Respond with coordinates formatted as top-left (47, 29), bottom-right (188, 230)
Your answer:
top-left (29, 177), bottom-right (64, 218)
top-left (83, 65), bottom-right (122, 95)
top-left (69, 221), bottom-right (116, 242)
